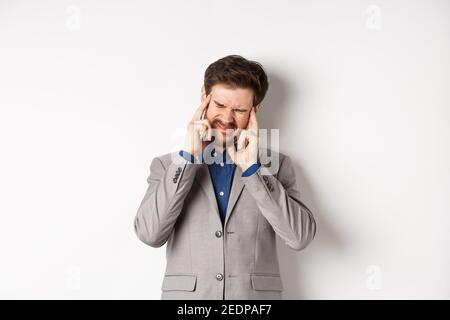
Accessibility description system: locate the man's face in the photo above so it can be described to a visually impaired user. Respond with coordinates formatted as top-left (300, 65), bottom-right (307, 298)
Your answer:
top-left (201, 83), bottom-right (256, 145)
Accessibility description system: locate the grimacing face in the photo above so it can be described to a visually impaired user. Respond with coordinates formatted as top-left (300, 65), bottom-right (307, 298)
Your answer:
top-left (200, 83), bottom-right (260, 145)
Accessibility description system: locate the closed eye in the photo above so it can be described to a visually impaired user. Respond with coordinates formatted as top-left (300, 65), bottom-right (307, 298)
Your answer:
top-left (213, 100), bottom-right (247, 113)
top-left (214, 100), bottom-right (226, 108)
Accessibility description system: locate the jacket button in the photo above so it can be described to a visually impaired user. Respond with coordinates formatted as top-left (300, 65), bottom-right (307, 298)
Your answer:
top-left (215, 230), bottom-right (222, 238)
top-left (215, 273), bottom-right (223, 281)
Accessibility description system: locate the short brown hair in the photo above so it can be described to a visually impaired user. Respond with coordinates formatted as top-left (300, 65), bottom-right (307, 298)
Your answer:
top-left (204, 55), bottom-right (269, 107)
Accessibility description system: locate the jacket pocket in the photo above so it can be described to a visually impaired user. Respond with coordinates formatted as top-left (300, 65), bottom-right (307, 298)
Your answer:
top-left (250, 274), bottom-right (284, 292)
top-left (161, 274), bottom-right (197, 292)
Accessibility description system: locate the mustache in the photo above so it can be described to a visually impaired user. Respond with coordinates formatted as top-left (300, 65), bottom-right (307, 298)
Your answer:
top-left (212, 119), bottom-right (236, 129)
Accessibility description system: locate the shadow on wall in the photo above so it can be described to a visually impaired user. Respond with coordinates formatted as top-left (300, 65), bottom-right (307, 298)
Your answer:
top-left (259, 70), bottom-right (347, 299)
top-left (257, 72), bottom-right (290, 131)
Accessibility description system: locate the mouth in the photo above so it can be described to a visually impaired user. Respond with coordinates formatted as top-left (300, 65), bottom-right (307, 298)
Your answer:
top-left (214, 121), bottom-right (235, 132)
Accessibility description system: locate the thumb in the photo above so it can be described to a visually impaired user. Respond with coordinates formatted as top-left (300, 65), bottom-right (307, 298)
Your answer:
top-left (226, 142), bottom-right (236, 163)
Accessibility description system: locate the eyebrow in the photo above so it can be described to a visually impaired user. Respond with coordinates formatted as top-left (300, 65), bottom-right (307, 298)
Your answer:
top-left (213, 100), bottom-right (248, 112)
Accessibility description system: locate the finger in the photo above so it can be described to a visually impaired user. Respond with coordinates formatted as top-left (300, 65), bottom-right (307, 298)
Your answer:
top-left (201, 119), bottom-right (212, 141)
top-left (192, 94), bottom-right (211, 121)
top-left (247, 107), bottom-right (259, 131)
top-left (226, 141), bottom-right (236, 161)
top-left (196, 120), bottom-right (212, 141)
top-left (206, 125), bottom-right (212, 141)
top-left (197, 120), bottom-right (211, 129)
top-left (237, 130), bottom-right (247, 150)
top-left (246, 125), bottom-right (258, 141)
top-left (232, 128), bottom-right (243, 143)
top-left (248, 139), bottom-right (258, 163)
top-left (194, 121), bottom-right (206, 138)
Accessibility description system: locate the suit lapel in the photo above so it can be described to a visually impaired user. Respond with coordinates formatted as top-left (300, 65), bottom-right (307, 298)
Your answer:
top-left (195, 162), bottom-right (246, 229)
top-left (224, 165), bottom-right (245, 229)
top-left (195, 164), bottom-right (221, 224)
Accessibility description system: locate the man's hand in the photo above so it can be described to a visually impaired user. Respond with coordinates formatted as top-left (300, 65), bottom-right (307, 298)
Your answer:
top-left (183, 94), bottom-right (212, 157)
top-left (227, 107), bottom-right (259, 172)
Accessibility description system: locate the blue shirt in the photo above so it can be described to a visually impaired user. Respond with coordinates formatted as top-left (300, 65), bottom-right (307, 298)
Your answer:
top-left (207, 150), bottom-right (236, 224)
top-left (179, 148), bottom-right (260, 224)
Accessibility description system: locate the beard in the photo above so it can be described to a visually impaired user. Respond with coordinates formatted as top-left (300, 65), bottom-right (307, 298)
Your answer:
top-left (210, 119), bottom-right (237, 147)
top-left (211, 118), bottom-right (236, 130)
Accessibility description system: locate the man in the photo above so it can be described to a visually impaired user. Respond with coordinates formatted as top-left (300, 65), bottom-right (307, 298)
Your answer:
top-left (134, 55), bottom-right (316, 300)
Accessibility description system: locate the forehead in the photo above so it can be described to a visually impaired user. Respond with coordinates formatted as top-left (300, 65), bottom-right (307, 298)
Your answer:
top-left (211, 84), bottom-right (254, 109)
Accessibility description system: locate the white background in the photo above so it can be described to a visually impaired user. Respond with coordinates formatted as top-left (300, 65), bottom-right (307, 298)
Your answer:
top-left (0, 0), bottom-right (449, 299)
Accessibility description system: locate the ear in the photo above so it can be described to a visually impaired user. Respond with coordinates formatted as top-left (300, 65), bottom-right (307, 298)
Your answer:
top-left (255, 104), bottom-right (261, 113)
top-left (201, 85), bottom-right (206, 102)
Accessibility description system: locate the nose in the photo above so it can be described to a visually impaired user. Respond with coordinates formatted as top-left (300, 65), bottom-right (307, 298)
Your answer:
top-left (221, 108), bottom-right (234, 124)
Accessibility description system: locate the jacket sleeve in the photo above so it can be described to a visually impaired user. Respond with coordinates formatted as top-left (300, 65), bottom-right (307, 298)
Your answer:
top-left (241, 155), bottom-right (316, 251)
top-left (134, 154), bottom-right (199, 247)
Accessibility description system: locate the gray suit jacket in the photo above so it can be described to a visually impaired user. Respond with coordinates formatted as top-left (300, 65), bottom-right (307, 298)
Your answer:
top-left (134, 150), bottom-right (316, 300)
